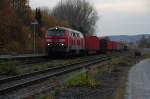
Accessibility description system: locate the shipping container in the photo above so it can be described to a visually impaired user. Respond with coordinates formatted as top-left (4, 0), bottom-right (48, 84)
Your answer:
top-left (85, 36), bottom-right (100, 53)
top-left (107, 41), bottom-right (113, 51)
top-left (116, 42), bottom-right (120, 51)
top-left (117, 43), bottom-right (124, 51)
top-left (112, 41), bottom-right (117, 51)
top-left (99, 38), bottom-right (108, 53)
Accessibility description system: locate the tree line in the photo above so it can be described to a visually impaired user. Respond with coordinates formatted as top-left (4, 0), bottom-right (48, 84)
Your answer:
top-left (0, 0), bottom-right (98, 54)
top-left (138, 35), bottom-right (150, 48)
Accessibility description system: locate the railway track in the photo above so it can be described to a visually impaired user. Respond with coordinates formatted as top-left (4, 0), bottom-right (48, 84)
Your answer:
top-left (0, 55), bottom-right (107, 80)
top-left (0, 56), bottom-right (50, 66)
top-left (0, 54), bottom-right (46, 60)
top-left (0, 54), bottom-right (105, 67)
top-left (1, 54), bottom-right (109, 77)
top-left (0, 55), bottom-right (110, 97)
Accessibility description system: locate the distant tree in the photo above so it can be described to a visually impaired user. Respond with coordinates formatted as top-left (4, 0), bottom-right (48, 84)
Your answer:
top-left (102, 36), bottom-right (110, 41)
top-left (148, 36), bottom-right (150, 48)
top-left (35, 8), bottom-right (42, 25)
top-left (51, 0), bottom-right (98, 36)
top-left (10, 0), bottom-right (32, 25)
top-left (138, 35), bottom-right (149, 48)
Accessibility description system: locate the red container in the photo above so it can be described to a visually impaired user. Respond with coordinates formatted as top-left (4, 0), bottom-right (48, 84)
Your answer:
top-left (85, 36), bottom-right (100, 52)
top-left (113, 41), bottom-right (117, 50)
top-left (116, 42), bottom-right (122, 51)
top-left (107, 41), bottom-right (113, 51)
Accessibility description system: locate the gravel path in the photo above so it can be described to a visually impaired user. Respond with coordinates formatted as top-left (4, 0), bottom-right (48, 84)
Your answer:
top-left (126, 59), bottom-right (150, 99)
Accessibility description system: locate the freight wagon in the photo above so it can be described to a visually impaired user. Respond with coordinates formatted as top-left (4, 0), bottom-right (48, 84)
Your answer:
top-left (85, 36), bottom-right (100, 54)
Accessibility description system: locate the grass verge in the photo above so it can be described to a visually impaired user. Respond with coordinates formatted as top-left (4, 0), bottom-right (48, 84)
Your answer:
top-left (37, 52), bottom-right (144, 99)
top-left (64, 70), bottom-right (97, 87)
top-left (0, 60), bottom-right (20, 75)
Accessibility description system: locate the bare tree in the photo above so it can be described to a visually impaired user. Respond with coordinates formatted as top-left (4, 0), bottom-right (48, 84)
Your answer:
top-left (51, 0), bottom-right (98, 36)
top-left (148, 36), bottom-right (150, 48)
top-left (138, 35), bottom-right (149, 48)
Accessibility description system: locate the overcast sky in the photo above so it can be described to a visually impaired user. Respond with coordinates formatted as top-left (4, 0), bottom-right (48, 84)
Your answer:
top-left (29, 0), bottom-right (150, 36)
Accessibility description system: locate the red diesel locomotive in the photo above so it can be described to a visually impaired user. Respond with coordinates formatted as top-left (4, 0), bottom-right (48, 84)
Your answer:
top-left (45, 27), bottom-right (85, 56)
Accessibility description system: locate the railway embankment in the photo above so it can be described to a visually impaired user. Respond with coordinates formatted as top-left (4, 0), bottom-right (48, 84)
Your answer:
top-left (0, 51), bottom-right (149, 99)
top-left (33, 51), bottom-right (147, 99)
top-left (0, 54), bottom-right (108, 99)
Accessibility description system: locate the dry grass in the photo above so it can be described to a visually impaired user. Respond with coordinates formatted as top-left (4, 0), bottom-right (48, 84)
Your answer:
top-left (38, 52), bottom-right (140, 99)
top-left (143, 53), bottom-right (150, 58)
top-left (115, 70), bottom-right (128, 99)
top-left (64, 71), bottom-right (97, 87)
top-left (113, 52), bottom-right (144, 99)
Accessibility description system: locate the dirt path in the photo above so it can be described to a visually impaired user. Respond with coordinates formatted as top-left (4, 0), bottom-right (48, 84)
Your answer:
top-left (126, 59), bottom-right (150, 99)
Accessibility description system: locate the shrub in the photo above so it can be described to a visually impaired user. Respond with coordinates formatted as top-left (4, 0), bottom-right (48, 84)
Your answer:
top-left (107, 58), bottom-right (129, 73)
top-left (110, 58), bottom-right (128, 66)
top-left (4, 41), bottom-right (20, 53)
top-left (64, 71), bottom-right (96, 87)
top-left (51, 88), bottom-right (61, 96)
top-left (37, 96), bottom-right (47, 99)
top-left (0, 60), bottom-right (20, 75)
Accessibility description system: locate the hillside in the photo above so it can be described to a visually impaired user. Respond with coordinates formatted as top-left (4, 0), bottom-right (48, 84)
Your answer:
top-left (108, 34), bottom-right (150, 44)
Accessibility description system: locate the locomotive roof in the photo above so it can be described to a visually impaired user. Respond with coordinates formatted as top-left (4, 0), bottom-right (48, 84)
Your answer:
top-left (48, 26), bottom-right (82, 34)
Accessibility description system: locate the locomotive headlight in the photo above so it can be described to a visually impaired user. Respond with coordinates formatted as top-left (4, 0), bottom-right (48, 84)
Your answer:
top-left (59, 39), bottom-right (65, 42)
top-left (61, 44), bottom-right (64, 46)
top-left (48, 44), bottom-right (50, 46)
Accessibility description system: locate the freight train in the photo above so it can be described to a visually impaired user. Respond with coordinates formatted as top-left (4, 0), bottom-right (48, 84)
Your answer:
top-left (45, 27), bottom-right (128, 56)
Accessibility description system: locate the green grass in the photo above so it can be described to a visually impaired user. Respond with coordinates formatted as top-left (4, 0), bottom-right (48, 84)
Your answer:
top-left (51, 88), bottom-right (61, 96)
top-left (36, 96), bottom-right (47, 99)
top-left (64, 71), bottom-right (97, 87)
top-left (0, 60), bottom-right (20, 75)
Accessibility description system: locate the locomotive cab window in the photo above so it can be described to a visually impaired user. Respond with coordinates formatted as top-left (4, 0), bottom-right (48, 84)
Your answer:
top-left (71, 32), bottom-right (74, 37)
top-left (48, 29), bottom-right (65, 36)
top-left (76, 33), bottom-right (79, 37)
top-left (73, 32), bottom-right (76, 37)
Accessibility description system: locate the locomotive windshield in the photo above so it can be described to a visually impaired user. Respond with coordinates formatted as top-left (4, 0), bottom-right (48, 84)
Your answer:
top-left (48, 29), bottom-right (65, 36)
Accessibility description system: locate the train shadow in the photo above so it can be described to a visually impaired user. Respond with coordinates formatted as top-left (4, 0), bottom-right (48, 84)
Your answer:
top-left (45, 52), bottom-right (96, 60)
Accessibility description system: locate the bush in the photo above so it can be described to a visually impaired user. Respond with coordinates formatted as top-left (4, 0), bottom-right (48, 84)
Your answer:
top-left (110, 58), bottom-right (128, 66)
top-left (5, 41), bottom-right (20, 53)
top-left (37, 96), bottom-right (47, 99)
top-left (64, 71), bottom-right (96, 87)
top-left (107, 58), bottom-right (129, 73)
top-left (21, 26), bottom-right (33, 52)
top-left (0, 60), bottom-right (20, 75)
top-left (51, 88), bottom-right (61, 96)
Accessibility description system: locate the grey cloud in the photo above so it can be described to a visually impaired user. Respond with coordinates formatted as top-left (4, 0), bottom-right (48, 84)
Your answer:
top-left (29, 0), bottom-right (150, 36)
